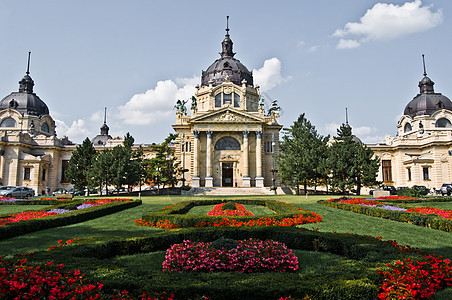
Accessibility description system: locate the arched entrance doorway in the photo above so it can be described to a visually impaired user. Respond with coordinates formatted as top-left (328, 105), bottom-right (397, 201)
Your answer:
top-left (215, 136), bottom-right (241, 187)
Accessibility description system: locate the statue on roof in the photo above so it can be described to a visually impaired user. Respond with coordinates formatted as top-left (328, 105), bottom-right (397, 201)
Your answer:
top-left (191, 96), bottom-right (197, 110)
top-left (267, 99), bottom-right (281, 116)
top-left (174, 99), bottom-right (188, 115)
top-left (258, 96), bottom-right (265, 108)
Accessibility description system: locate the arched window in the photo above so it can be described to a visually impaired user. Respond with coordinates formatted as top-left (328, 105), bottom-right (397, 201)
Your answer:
top-left (223, 93), bottom-right (232, 105)
top-left (214, 137), bottom-right (241, 150)
top-left (215, 94), bottom-right (221, 107)
top-left (404, 123), bottom-right (412, 133)
top-left (234, 93), bottom-right (240, 107)
top-left (0, 118), bottom-right (17, 128)
top-left (435, 118), bottom-right (452, 128)
top-left (41, 122), bottom-right (50, 133)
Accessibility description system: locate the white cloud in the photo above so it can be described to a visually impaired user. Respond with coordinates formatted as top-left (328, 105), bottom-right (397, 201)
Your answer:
top-left (337, 39), bottom-right (361, 49)
top-left (117, 77), bottom-right (198, 126)
top-left (253, 58), bottom-right (289, 91)
top-left (333, 0), bottom-right (443, 49)
top-left (55, 118), bottom-right (91, 142)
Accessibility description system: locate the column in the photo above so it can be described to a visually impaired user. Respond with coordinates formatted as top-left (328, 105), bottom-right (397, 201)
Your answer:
top-left (205, 130), bottom-right (213, 187)
top-left (242, 130), bottom-right (251, 187)
top-left (255, 131), bottom-right (264, 187)
top-left (192, 130), bottom-right (200, 187)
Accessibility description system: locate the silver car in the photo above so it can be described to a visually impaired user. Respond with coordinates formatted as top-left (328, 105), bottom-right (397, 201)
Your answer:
top-left (0, 186), bottom-right (34, 198)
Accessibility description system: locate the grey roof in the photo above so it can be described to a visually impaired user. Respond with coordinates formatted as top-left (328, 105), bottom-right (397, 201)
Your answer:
top-left (201, 23), bottom-right (253, 87)
top-left (404, 73), bottom-right (452, 117)
top-left (0, 73), bottom-right (49, 117)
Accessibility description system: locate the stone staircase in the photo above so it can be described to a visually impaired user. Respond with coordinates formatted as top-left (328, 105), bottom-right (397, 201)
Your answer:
top-left (186, 187), bottom-right (273, 196)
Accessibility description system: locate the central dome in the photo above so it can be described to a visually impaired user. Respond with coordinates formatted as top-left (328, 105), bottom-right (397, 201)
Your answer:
top-left (201, 19), bottom-right (253, 87)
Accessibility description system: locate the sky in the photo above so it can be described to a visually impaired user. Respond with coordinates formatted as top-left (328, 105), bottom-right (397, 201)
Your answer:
top-left (0, 0), bottom-right (451, 145)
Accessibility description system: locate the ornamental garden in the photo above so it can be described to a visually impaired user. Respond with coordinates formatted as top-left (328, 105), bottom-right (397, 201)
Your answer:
top-left (1, 194), bottom-right (452, 299)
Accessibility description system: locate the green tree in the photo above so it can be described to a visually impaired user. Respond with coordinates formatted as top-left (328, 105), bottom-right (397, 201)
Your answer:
top-left (276, 113), bottom-right (329, 194)
top-left (327, 123), bottom-right (380, 194)
top-left (145, 134), bottom-right (180, 191)
top-left (90, 148), bottom-right (114, 195)
top-left (66, 137), bottom-right (97, 195)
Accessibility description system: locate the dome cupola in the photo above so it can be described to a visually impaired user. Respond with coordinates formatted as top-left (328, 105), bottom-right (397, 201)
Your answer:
top-left (0, 52), bottom-right (49, 117)
top-left (403, 55), bottom-right (452, 117)
top-left (201, 16), bottom-right (254, 87)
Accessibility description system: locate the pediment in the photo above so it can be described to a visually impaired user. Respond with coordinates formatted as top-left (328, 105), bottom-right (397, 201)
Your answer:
top-left (192, 107), bottom-right (263, 124)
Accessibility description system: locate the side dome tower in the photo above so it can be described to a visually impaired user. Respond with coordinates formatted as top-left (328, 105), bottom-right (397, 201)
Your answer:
top-left (201, 16), bottom-right (253, 87)
top-left (404, 55), bottom-right (452, 117)
top-left (0, 52), bottom-right (49, 117)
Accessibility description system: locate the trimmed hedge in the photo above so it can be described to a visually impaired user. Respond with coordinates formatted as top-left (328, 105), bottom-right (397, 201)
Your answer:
top-left (0, 200), bottom-right (142, 240)
top-left (320, 200), bottom-right (452, 232)
top-left (25, 226), bottom-right (418, 300)
top-left (142, 199), bottom-right (309, 228)
top-left (375, 197), bottom-right (452, 204)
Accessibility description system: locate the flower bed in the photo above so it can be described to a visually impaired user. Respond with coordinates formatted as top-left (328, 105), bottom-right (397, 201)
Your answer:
top-left (163, 238), bottom-right (298, 273)
top-left (138, 199), bottom-right (322, 229)
top-left (407, 207), bottom-right (452, 219)
top-left (207, 202), bottom-right (254, 216)
top-left (320, 198), bottom-right (452, 232)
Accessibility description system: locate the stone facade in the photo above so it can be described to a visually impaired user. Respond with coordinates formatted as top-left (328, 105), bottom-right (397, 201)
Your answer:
top-left (369, 62), bottom-right (452, 191)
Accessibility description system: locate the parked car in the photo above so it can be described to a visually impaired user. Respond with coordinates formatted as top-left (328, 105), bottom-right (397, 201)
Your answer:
top-left (0, 186), bottom-right (34, 198)
top-left (0, 186), bottom-right (16, 194)
top-left (52, 188), bottom-right (67, 196)
top-left (68, 188), bottom-right (84, 196)
top-left (440, 183), bottom-right (452, 196)
top-left (412, 185), bottom-right (429, 196)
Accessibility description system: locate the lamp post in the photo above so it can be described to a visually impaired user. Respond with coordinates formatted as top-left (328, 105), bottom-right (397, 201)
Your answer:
top-left (270, 136), bottom-right (278, 193)
top-left (181, 133), bottom-right (186, 188)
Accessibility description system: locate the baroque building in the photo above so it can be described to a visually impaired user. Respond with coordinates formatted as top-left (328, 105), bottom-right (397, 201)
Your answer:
top-left (370, 56), bottom-right (452, 190)
top-left (0, 53), bottom-right (76, 195)
top-left (172, 20), bottom-right (282, 188)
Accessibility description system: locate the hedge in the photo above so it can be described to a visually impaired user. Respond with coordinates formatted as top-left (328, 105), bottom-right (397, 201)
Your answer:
top-left (0, 200), bottom-right (142, 240)
top-left (319, 200), bottom-right (452, 232)
top-left (25, 226), bottom-right (416, 299)
top-left (142, 199), bottom-right (312, 228)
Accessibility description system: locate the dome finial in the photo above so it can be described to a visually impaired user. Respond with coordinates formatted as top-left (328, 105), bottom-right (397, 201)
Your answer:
top-left (345, 107), bottom-right (349, 125)
top-left (104, 107), bottom-right (107, 124)
top-left (422, 54), bottom-right (427, 76)
top-left (226, 16), bottom-right (230, 36)
top-left (26, 51), bottom-right (31, 75)
top-left (221, 16), bottom-right (235, 58)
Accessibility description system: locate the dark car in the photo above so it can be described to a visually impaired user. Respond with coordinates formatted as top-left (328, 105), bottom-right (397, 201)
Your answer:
top-left (68, 188), bottom-right (84, 196)
top-left (440, 183), bottom-right (452, 196)
top-left (413, 185), bottom-right (429, 196)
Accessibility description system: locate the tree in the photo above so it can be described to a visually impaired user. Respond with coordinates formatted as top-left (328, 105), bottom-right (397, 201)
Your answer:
top-left (276, 113), bottom-right (329, 194)
top-left (66, 137), bottom-right (97, 195)
top-left (327, 123), bottom-right (380, 194)
top-left (90, 148), bottom-right (114, 195)
top-left (144, 134), bottom-right (180, 191)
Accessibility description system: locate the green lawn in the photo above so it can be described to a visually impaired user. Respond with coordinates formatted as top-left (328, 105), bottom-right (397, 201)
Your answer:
top-left (0, 205), bottom-right (51, 215)
top-left (1, 194), bottom-right (452, 299)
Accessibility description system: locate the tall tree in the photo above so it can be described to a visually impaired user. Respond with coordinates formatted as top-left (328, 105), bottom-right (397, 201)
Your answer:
top-left (276, 113), bottom-right (329, 194)
top-left (66, 137), bottom-right (97, 194)
top-left (145, 134), bottom-right (180, 190)
top-left (327, 123), bottom-right (380, 194)
top-left (90, 148), bottom-right (114, 195)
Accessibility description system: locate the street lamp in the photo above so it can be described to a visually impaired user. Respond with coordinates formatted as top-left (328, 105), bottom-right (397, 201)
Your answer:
top-left (181, 133), bottom-right (186, 188)
top-left (270, 136), bottom-right (278, 193)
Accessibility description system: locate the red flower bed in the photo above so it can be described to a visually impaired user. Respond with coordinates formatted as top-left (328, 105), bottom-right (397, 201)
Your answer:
top-left (406, 207), bottom-right (452, 220)
top-left (134, 219), bottom-right (181, 229)
top-left (48, 238), bottom-right (80, 251)
top-left (207, 203), bottom-right (254, 216)
top-left (327, 198), bottom-right (383, 205)
top-left (162, 239), bottom-right (298, 273)
top-left (0, 211), bottom-right (57, 226)
top-left (377, 196), bottom-right (418, 200)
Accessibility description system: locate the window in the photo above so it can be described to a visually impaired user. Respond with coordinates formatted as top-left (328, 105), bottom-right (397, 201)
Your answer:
top-left (407, 168), bottom-right (411, 181)
top-left (42, 169), bottom-right (46, 181)
top-left (0, 118), bottom-right (17, 128)
top-left (24, 167), bottom-right (31, 181)
top-left (233, 93), bottom-right (240, 107)
top-left (215, 94), bottom-right (221, 107)
top-left (382, 160), bottom-right (392, 182)
top-left (223, 93), bottom-right (232, 105)
top-left (265, 141), bottom-right (273, 153)
top-left (41, 122), bottom-right (50, 133)
top-left (423, 167), bottom-right (430, 180)
top-left (61, 160), bottom-right (69, 183)
top-left (214, 137), bottom-right (241, 150)
top-left (404, 123), bottom-right (412, 133)
top-left (435, 118), bottom-right (452, 128)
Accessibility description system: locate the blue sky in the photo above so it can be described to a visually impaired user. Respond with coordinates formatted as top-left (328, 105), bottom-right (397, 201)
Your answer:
top-left (0, 0), bottom-right (451, 144)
